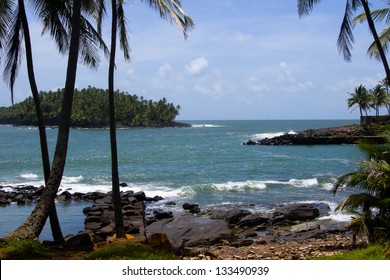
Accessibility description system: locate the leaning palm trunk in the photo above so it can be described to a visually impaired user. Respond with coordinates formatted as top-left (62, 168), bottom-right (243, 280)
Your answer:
top-left (361, 0), bottom-right (390, 83)
top-left (109, 0), bottom-right (126, 238)
top-left (5, 0), bottom-right (82, 240)
top-left (18, 0), bottom-right (64, 243)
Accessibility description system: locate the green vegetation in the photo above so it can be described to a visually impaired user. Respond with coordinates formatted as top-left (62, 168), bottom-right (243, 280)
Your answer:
top-left (317, 244), bottom-right (390, 260)
top-left (0, 238), bottom-right (48, 259)
top-left (83, 241), bottom-right (179, 260)
top-left (333, 126), bottom-right (390, 243)
top-left (347, 82), bottom-right (390, 117)
top-left (0, 87), bottom-right (182, 128)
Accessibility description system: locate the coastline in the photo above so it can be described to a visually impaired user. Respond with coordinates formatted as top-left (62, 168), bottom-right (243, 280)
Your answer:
top-left (0, 184), bottom-right (361, 260)
top-left (243, 124), bottom-right (382, 145)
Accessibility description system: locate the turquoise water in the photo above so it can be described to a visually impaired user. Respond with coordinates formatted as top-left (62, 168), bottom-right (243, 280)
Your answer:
top-left (0, 120), bottom-right (363, 239)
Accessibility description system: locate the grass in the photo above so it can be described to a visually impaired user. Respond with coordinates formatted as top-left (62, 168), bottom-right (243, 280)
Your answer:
top-left (83, 240), bottom-right (179, 260)
top-left (318, 244), bottom-right (390, 260)
top-left (0, 238), bottom-right (48, 259)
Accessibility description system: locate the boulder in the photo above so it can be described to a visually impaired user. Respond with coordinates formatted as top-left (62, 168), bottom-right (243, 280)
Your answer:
top-left (237, 212), bottom-right (270, 227)
top-left (57, 190), bottom-right (72, 202)
top-left (146, 215), bottom-right (234, 248)
top-left (210, 209), bottom-right (252, 224)
top-left (270, 203), bottom-right (320, 225)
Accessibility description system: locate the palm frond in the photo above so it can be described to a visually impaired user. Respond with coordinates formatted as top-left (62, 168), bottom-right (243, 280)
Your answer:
top-left (3, 5), bottom-right (23, 104)
top-left (0, 0), bottom-right (14, 50)
top-left (297, 0), bottom-right (322, 17)
top-left (140, 0), bottom-right (194, 39)
top-left (117, 0), bottom-right (130, 61)
top-left (337, 0), bottom-right (357, 62)
top-left (335, 193), bottom-right (379, 211)
top-left (366, 26), bottom-right (390, 61)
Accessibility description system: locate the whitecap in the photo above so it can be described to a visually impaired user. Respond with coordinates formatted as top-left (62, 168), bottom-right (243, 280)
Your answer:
top-left (252, 130), bottom-right (296, 140)
top-left (212, 180), bottom-right (267, 191)
top-left (19, 173), bottom-right (39, 180)
top-left (191, 124), bottom-right (224, 128)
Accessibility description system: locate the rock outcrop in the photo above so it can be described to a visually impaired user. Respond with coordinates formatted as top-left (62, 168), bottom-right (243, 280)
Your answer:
top-left (243, 124), bottom-right (382, 145)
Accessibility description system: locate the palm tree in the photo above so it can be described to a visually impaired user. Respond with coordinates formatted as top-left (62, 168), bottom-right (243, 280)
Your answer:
top-left (97, 0), bottom-right (194, 238)
top-left (369, 84), bottom-right (388, 116)
top-left (297, 0), bottom-right (390, 83)
top-left (5, 0), bottom-right (83, 239)
top-left (347, 84), bottom-right (370, 117)
top-left (332, 130), bottom-right (390, 242)
top-left (1, 0), bottom-right (108, 241)
top-left (353, 4), bottom-right (390, 64)
top-left (1, 0), bottom-right (65, 242)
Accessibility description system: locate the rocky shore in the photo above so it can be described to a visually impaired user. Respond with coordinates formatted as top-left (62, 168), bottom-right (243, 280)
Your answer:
top-left (0, 184), bottom-right (362, 259)
top-left (243, 124), bottom-right (382, 145)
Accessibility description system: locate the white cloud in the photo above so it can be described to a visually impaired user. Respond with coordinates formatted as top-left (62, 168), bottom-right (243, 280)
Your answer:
top-left (157, 63), bottom-right (174, 79)
top-left (247, 76), bottom-right (271, 92)
top-left (231, 32), bottom-right (252, 43)
top-left (186, 57), bottom-right (209, 76)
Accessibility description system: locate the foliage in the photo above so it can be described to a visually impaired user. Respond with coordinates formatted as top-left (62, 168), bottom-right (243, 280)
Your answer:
top-left (347, 82), bottom-right (390, 116)
top-left (83, 241), bottom-right (179, 260)
top-left (316, 244), bottom-right (390, 260)
top-left (333, 126), bottom-right (390, 243)
top-left (0, 238), bottom-right (48, 259)
top-left (0, 86), bottom-right (181, 128)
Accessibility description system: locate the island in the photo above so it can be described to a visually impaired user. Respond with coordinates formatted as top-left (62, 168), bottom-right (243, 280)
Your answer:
top-left (0, 87), bottom-right (190, 128)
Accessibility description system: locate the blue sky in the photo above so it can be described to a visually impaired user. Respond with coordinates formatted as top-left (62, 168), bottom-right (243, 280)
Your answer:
top-left (0, 0), bottom-right (388, 120)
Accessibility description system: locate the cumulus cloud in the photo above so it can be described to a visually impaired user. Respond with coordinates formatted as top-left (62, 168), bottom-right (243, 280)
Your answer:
top-left (186, 57), bottom-right (209, 76)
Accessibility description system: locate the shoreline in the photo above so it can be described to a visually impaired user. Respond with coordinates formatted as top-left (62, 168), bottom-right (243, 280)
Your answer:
top-left (243, 124), bottom-right (382, 145)
top-left (0, 184), bottom-right (362, 260)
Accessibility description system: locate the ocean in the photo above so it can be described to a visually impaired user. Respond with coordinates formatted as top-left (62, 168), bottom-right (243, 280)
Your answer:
top-left (0, 120), bottom-right (364, 240)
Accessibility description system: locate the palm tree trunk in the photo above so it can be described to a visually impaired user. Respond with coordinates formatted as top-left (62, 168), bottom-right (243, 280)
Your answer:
top-left (361, 0), bottom-right (390, 83)
top-left (109, 0), bottom-right (126, 239)
top-left (5, 0), bottom-right (82, 240)
top-left (19, 0), bottom-right (64, 243)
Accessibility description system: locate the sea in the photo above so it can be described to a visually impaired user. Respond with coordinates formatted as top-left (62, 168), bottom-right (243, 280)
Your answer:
top-left (0, 120), bottom-right (364, 240)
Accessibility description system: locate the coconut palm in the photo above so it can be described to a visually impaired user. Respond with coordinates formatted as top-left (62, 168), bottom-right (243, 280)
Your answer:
top-left (4, 0), bottom-right (83, 239)
top-left (348, 84), bottom-right (370, 117)
top-left (332, 130), bottom-right (390, 242)
top-left (1, 0), bottom-right (65, 242)
top-left (297, 0), bottom-right (390, 83)
top-left (353, 3), bottom-right (390, 65)
top-left (369, 84), bottom-right (388, 116)
top-left (1, 0), bottom-right (108, 241)
top-left (96, 0), bottom-right (194, 238)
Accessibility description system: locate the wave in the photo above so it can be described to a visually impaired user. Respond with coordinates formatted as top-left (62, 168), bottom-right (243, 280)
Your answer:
top-left (191, 124), bottom-right (225, 128)
top-left (19, 173), bottom-right (39, 180)
top-left (252, 130), bottom-right (297, 140)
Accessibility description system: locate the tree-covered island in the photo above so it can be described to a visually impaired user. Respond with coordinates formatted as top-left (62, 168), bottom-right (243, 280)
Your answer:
top-left (0, 86), bottom-right (188, 128)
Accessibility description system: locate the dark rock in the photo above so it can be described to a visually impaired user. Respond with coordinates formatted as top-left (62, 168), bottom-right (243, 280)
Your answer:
top-left (189, 206), bottom-right (201, 214)
top-left (237, 212), bottom-right (270, 227)
top-left (34, 186), bottom-right (45, 196)
top-left (165, 201), bottom-right (177, 206)
top-left (57, 190), bottom-right (72, 202)
top-left (119, 182), bottom-right (128, 187)
top-left (210, 209), bottom-right (252, 224)
top-left (95, 195), bottom-right (112, 205)
top-left (182, 202), bottom-right (198, 211)
top-left (85, 222), bottom-right (104, 230)
top-left (95, 223), bottom-right (115, 237)
top-left (65, 231), bottom-right (94, 250)
top-left (128, 191), bottom-right (146, 201)
top-left (146, 216), bottom-right (234, 247)
top-left (270, 203), bottom-right (320, 225)
top-left (154, 211), bottom-right (174, 220)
